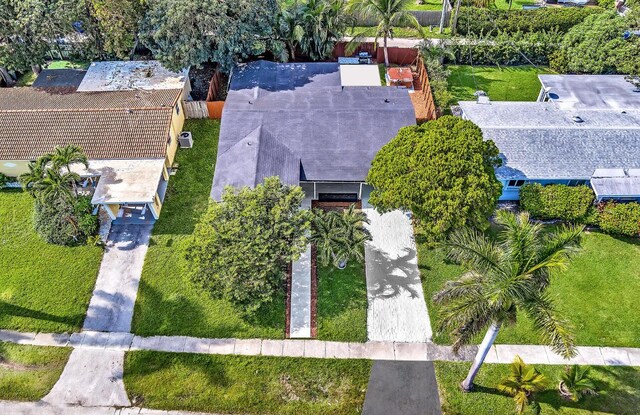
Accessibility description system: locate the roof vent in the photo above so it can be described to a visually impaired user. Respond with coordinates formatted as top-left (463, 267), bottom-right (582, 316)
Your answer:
top-left (572, 115), bottom-right (584, 123)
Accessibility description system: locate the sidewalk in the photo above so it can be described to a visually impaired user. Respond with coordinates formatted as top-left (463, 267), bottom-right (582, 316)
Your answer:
top-left (0, 401), bottom-right (218, 415)
top-left (2, 329), bottom-right (639, 366)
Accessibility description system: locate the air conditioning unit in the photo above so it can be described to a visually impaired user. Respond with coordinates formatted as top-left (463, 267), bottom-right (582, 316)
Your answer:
top-left (179, 131), bottom-right (193, 148)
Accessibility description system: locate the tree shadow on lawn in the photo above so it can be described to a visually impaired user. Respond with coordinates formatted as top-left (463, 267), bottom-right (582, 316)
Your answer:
top-left (133, 278), bottom-right (284, 339)
top-left (0, 301), bottom-right (85, 331)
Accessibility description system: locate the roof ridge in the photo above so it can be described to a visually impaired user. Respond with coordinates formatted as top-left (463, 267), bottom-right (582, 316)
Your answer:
top-left (0, 107), bottom-right (173, 114)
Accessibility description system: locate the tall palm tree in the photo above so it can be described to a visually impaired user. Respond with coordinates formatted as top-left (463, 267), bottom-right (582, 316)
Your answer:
top-left (311, 204), bottom-right (371, 269)
top-left (434, 210), bottom-right (583, 391)
top-left (33, 168), bottom-right (80, 204)
top-left (348, 0), bottom-right (424, 66)
top-left (498, 356), bottom-right (547, 415)
top-left (50, 144), bottom-right (88, 196)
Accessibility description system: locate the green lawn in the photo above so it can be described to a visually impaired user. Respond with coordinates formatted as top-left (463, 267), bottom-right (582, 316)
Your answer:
top-left (346, 26), bottom-right (451, 39)
top-left (0, 343), bottom-right (71, 401)
top-left (316, 261), bottom-right (368, 342)
top-left (408, 0), bottom-right (444, 10)
top-left (0, 190), bottom-right (103, 333)
top-left (435, 361), bottom-right (640, 415)
top-left (447, 65), bottom-right (551, 103)
top-left (132, 119), bottom-right (285, 339)
top-left (491, 0), bottom-right (538, 9)
top-left (124, 351), bottom-right (371, 414)
top-left (419, 229), bottom-right (640, 347)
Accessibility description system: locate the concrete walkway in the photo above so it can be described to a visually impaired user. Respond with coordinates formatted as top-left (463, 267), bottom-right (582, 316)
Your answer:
top-left (2, 329), bottom-right (639, 366)
top-left (363, 361), bottom-right (442, 415)
top-left (1, 401), bottom-right (218, 415)
top-left (363, 206), bottom-right (432, 343)
top-left (289, 245), bottom-right (312, 338)
top-left (83, 225), bottom-right (153, 333)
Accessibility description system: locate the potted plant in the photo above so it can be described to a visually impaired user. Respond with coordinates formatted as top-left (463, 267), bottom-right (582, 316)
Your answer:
top-left (558, 365), bottom-right (597, 402)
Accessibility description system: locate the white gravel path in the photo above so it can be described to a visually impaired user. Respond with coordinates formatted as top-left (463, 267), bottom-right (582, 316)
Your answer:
top-left (363, 208), bottom-right (432, 343)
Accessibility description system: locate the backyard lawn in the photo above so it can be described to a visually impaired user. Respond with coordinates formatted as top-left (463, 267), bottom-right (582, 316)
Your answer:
top-left (132, 119), bottom-right (285, 339)
top-left (346, 26), bottom-right (450, 39)
top-left (0, 190), bottom-right (103, 333)
top-left (436, 362), bottom-right (640, 415)
top-left (316, 261), bottom-right (368, 342)
top-left (124, 351), bottom-right (371, 415)
top-left (491, 0), bottom-right (537, 9)
top-left (419, 229), bottom-right (640, 347)
top-left (447, 65), bottom-right (551, 103)
top-left (0, 343), bottom-right (71, 401)
top-left (409, 0), bottom-right (444, 10)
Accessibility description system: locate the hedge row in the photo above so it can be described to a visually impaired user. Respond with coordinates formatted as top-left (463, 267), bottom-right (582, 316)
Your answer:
top-left (456, 7), bottom-right (604, 36)
top-left (447, 30), bottom-right (558, 66)
top-left (598, 202), bottom-right (640, 237)
top-left (520, 183), bottom-right (594, 222)
top-left (520, 183), bottom-right (640, 237)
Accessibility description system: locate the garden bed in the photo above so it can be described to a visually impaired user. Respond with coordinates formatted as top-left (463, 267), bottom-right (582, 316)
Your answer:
top-left (124, 351), bottom-right (371, 414)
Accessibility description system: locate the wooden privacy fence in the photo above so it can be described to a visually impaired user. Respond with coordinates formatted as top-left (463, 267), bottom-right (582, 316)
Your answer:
top-left (413, 58), bottom-right (437, 122)
top-left (183, 101), bottom-right (209, 119)
top-left (332, 42), bottom-right (418, 66)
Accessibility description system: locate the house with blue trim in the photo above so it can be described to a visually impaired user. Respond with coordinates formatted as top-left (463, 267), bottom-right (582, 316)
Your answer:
top-left (459, 75), bottom-right (640, 201)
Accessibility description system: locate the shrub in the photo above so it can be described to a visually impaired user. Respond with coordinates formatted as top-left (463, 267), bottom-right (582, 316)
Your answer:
top-left (34, 195), bottom-right (97, 245)
top-left (550, 10), bottom-right (640, 74)
top-left (598, 202), bottom-right (640, 237)
top-left (520, 183), bottom-right (594, 222)
top-left (456, 7), bottom-right (603, 36)
top-left (449, 30), bottom-right (559, 66)
top-left (0, 173), bottom-right (10, 187)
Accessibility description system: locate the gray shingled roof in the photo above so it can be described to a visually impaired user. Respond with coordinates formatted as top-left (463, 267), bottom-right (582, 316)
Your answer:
top-left (211, 126), bottom-right (300, 200)
top-left (592, 176), bottom-right (640, 198)
top-left (458, 98), bottom-right (640, 181)
top-left (211, 60), bottom-right (416, 199)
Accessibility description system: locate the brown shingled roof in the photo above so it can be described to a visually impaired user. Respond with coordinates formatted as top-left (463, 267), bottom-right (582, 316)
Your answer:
top-left (0, 88), bottom-right (179, 160)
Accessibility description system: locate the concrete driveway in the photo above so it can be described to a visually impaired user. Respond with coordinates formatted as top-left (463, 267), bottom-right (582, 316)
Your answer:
top-left (82, 224), bottom-right (152, 333)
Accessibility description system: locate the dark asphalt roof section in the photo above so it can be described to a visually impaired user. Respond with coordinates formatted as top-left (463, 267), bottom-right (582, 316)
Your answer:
top-left (32, 69), bottom-right (87, 92)
top-left (211, 60), bottom-right (416, 200)
top-left (211, 126), bottom-right (300, 200)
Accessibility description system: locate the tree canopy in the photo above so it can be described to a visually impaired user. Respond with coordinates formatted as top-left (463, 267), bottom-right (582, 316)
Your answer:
top-left (183, 177), bottom-right (310, 314)
top-left (140, 0), bottom-right (280, 71)
top-left (551, 10), bottom-right (640, 75)
top-left (366, 116), bottom-right (503, 240)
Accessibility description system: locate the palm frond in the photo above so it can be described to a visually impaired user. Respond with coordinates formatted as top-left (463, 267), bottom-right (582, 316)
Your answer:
top-left (522, 293), bottom-right (576, 359)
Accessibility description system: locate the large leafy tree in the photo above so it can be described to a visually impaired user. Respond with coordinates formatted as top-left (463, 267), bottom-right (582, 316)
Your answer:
top-left (434, 210), bottom-right (582, 391)
top-left (90, 0), bottom-right (146, 59)
top-left (366, 116), bottom-right (502, 241)
top-left (184, 177), bottom-right (311, 314)
top-left (348, 0), bottom-right (423, 66)
top-left (551, 10), bottom-right (640, 75)
top-left (140, 0), bottom-right (280, 72)
top-left (276, 0), bottom-right (354, 61)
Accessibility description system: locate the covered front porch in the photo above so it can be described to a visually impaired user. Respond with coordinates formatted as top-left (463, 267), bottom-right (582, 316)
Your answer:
top-left (73, 159), bottom-right (169, 225)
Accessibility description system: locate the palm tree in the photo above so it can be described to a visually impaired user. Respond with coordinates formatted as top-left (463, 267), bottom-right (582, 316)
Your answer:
top-left (33, 168), bottom-right (80, 204)
top-left (311, 204), bottom-right (371, 269)
top-left (50, 144), bottom-right (88, 196)
top-left (434, 210), bottom-right (583, 391)
top-left (348, 0), bottom-right (424, 66)
top-left (18, 156), bottom-right (50, 196)
top-left (559, 365), bottom-right (597, 402)
top-left (498, 356), bottom-right (547, 415)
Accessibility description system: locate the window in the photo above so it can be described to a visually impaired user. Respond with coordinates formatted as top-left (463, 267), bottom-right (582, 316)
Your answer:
top-left (175, 103), bottom-right (180, 115)
top-left (567, 180), bottom-right (588, 187)
top-left (167, 134), bottom-right (172, 145)
top-left (506, 179), bottom-right (525, 188)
